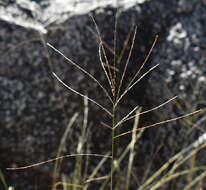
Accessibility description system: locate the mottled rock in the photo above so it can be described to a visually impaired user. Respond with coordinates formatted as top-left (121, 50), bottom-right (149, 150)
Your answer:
top-left (1, 0), bottom-right (206, 189)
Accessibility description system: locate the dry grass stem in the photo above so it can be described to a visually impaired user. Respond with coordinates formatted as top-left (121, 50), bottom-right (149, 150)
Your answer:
top-left (184, 170), bottom-right (206, 190)
top-left (52, 72), bottom-right (112, 117)
top-left (72, 98), bottom-right (89, 190)
top-left (83, 152), bottom-right (111, 190)
top-left (7, 154), bottom-right (112, 170)
top-left (115, 95), bottom-right (177, 129)
top-left (150, 167), bottom-right (206, 190)
top-left (99, 42), bottom-right (114, 93)
top-left (101, 122), bottom-right (113, 130)
top-left (139, 136), bottom-right (206, 190)
top-left (117, 24), bottom-right (135, 66)
top-left (84, 176), bottom-right (109, 184)
top-left (6, 12), bottom-right (205, 190)
top-left (123, 96), bottom-right (178, 123)
top-left (54, 181), bottom-right (83, 190)
top-left (126, 108), bottom-right (141, 190)
top-left (118, 128), bottom-right (144, 164)
top-left (90, 15), bottom-right (115, 96)
top-left (117, 26), bottom-right (137, 99)
top-left (113, 105), bottom-right (139, 130)
top-left (113, 10), bottom-right (118, 89)
top-left (114, 108), bottom-right (206, 139)
top-left (47, 43), bottom-right (113, 103)
top-left (52, 112), bottom-right (78, 189)
top-left (124, 35), bottom-right (158, 91)
top-left (116, 63), bottom-right (159, 105)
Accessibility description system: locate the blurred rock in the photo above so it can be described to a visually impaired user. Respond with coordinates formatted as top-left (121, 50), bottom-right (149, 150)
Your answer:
top-left (147, 0), bottom-right (206, 146)
top-left (1, 0), bottom-right (206, 189)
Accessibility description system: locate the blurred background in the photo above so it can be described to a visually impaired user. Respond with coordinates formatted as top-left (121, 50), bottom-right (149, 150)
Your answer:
top-left (1, 0), bottom-right (206, 189)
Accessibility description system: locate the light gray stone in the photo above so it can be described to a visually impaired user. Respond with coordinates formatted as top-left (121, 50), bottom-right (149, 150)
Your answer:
top-left (1, 0), bottom-right (206, 189)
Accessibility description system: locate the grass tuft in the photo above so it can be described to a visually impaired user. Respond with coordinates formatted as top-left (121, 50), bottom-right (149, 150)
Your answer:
top-left (5, 13), bottom-right (206, 190)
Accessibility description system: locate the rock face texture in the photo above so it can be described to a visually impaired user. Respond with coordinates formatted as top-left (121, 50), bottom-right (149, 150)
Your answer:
top-left (1, 0), bottom-right (206, 189)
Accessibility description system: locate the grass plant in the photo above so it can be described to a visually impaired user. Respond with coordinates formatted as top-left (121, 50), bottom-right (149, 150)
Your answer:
top-left (47, 15), bottom-right (172, 189)
top-left (5, 13), bottom-right (206, 190)
top-left (46, 15), bottom-right (206, 189)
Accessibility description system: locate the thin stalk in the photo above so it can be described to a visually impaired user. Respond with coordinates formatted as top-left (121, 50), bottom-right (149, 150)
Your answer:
top-left (52, 112), bottom-right (79, 190)
top-left (82, 143), bottom-right (90, 186)
top-left (110, 129), bottom-right (115, 190)
top-left (138, 131), bottom-right (206, 190)
top-left (121, 35), bottom-right (158, 98)
top-left (100, 125), bottom-right (144, 189)
top-left (115, 64), bottom-right (159, 106)
top-left (62, 174), bottom-right (70, 190)
top-left (118, 129), bottom-right (144, 164)
top-left (47, 43), bottom-right (113, 104)
top-left (7, 154), bottom-right (112, 170)
top-left (114, 96), bottom-right (177, 130)
top-left (54, 181), bottom-right (83, 190)
top-left (52, 72), bottom-right (112, 117)
top-left (113, 10), bottom-right (118, 89)
top-left (101, 122), bottom-right (113, 130)
top-left (142, 143), bottom-right (164, 184)
top-left (88, 23), bottom-right (135, 70)
top-left (117, 24), bottom-right (135, 66)
top-left (84, 176), bottom-right (109, 184)
top-left (72, 98), bottom-right (88, 190)
top-left (113, 105), bottom-right (139, 130)
top-left (150, 167), bottom-right (206, 190)
top-left (84, 152), bottom-right (111, 190)
top-left (117, 26), bottom-right (137, 100)
top-left (111, 105), bottom-right (116, 190)
top-left (99, 42), bottom-right (114, 97)
top-left (111, 128), bottom-right (115, 190)
top-left (166, 143), bottom-right (206, 179)
top-left (125, 108), bottom-right (141, 190)
top-left (114, 35), bottom-right (158, 106)
top-left (183, 170), bottom-right (206, 190)
top-left (90, 15), bottom-right (115, 97)
top-left (114, 109), bottom-right (205, 139)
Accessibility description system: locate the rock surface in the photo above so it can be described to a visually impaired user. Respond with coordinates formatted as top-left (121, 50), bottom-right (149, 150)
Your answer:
top-left (147, 0), bottom-right (206, 144)
top-left (1, 0), bottom-right (206, 189)
top-left (0, 0), bottom-right (144, 33)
